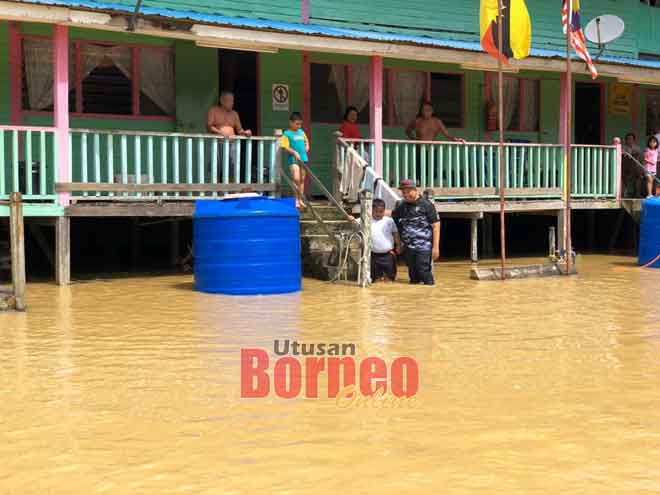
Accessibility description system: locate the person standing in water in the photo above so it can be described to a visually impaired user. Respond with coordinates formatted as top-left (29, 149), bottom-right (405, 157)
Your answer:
top-left (405, 101), bottom-right (465, 143)
top-left (392, 180), bottom-right (440, 286)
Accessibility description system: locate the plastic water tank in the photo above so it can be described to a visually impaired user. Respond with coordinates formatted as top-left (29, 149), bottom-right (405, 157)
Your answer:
top-left (193, 197), bottom-right (301, 295)
top-left (638, 197), bottom-right (660, 268)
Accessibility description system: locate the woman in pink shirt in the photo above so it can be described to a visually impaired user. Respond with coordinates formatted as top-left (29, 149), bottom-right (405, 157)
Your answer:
top-left (644, 136), bottom-right (659, 198)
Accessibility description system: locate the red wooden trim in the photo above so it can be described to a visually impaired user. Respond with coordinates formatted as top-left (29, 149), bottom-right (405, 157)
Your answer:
top-left (132, 46), bottom-right (140, 116)
top-left (387, 69), bottom-right (394, 126)
top-left (425, 72), bottom-right (431, 101)
top-left (75, 41), bottom-right (83, 114)
top-left (21, 110), bottom-right (175, 122)
top-left (519, 77), bottom-right (525, 132)
top-left (599, 82), bottom-right (606, 144)
top-left (303, 52), bottom-right (311, 136)
top-left (301, 0), bottom-right (310, 24)
top-left (256, 53), bottom-right (261, 135)
top-left (632, 84), bottom-right (639, 138)
top-left (9, 22), bottom-right (21, 125)
top-left (345, 65), bottom-right (352, 105)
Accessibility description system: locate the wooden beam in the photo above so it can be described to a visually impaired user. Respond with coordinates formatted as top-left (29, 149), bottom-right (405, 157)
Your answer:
top-left (470, 217), bottom-right (478, 263)
top-left (56, 183), bottom-right (277, 193)
top-left (66, 203), bottom-right (196, 217)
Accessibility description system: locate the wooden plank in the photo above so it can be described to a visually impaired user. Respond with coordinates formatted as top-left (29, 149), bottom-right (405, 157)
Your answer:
top-left (56, 183), bottom-right (277, 193)
top-left (432, 187), bottom-right (497, 197)
top-left (470, 261), bottom-right (577, 281)
top-left (504, 187), bottom-right (563, 197)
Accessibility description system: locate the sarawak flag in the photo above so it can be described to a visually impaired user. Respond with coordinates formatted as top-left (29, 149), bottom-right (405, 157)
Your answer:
top-left (480, 0), bottom-right (532, 63)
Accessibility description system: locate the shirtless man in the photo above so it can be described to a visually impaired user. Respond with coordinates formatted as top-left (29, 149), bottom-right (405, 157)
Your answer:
top-left (207, 91), bottom-right (251, 180)
top-left (405, 101), bottom-right (465, 143)
top-left (207, 91), bottom-right (252, 138)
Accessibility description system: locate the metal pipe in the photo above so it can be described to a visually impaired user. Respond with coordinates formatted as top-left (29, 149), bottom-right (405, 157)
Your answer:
top-left (128, 0), bottom-right (143, 32)
top-left (565, 0), bottom-right (573, 274)
top-left (497, 0), bottom-right (506, 280)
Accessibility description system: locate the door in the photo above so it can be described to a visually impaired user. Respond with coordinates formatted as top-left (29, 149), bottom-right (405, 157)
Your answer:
top-left (218, 50), bottom-right (259, 134)
top-left (574, 83), bottom-right (602, 145)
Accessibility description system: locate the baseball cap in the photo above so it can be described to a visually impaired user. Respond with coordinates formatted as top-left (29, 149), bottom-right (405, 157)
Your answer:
top-left (399, 179), bottom-right (416, 189)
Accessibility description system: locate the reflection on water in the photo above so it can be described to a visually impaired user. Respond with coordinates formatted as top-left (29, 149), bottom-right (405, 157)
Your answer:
top-left (2, 255), bottom-right (660, 494)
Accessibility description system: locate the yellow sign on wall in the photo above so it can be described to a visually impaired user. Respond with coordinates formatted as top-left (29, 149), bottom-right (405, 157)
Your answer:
top-left (608, 83), bottom-right (633, 116)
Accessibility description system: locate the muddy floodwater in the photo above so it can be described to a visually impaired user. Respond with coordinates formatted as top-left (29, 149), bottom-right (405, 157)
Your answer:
top-left (2, 255), bottom-right (660, 494)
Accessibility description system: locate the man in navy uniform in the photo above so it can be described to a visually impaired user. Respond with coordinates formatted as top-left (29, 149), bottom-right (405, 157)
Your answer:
top-left (391, 180), bottom-right (440, 285)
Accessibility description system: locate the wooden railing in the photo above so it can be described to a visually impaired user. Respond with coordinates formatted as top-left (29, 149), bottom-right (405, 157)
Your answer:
top-left (65, 129), bottom-right (280, 199)
top-left (0, 125), bottom-right (58, 203)
top-left (341, 138), bottom-right (620, 200)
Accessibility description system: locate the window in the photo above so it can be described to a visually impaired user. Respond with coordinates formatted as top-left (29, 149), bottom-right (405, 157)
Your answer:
top-left (311, 63), bottom-right (465, 128)
top-left (311, 63), bottom-right (370, 124)
top-left (486, 74), bottom-right (540, 132)
top-left (20, 37), bottom-right (175, 118)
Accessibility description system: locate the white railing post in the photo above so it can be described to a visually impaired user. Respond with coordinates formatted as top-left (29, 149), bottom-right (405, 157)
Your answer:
top-left (369, 56), bottom-right (383, 175)
top-left (613, 137), bottom-right (622, 202)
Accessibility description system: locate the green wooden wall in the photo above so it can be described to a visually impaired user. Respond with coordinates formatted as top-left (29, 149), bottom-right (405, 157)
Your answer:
top-left (310, 0), bottom-right (653, 59)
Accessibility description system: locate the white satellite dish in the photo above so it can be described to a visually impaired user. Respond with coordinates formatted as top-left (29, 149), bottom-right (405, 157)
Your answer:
top-left (585, 15), bottom-right (625, 54)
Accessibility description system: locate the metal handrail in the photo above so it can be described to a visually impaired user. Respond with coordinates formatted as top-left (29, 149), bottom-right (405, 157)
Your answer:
top-left (622, 150), bottom-right (660, 187)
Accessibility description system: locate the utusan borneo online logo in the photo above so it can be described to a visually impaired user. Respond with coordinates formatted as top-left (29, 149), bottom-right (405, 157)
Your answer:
top-left (241, 340), bottom-right (420, 409)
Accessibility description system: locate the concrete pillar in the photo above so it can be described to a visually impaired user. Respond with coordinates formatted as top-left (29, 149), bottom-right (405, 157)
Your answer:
top-left (55, 217), bottom-right (70, 286)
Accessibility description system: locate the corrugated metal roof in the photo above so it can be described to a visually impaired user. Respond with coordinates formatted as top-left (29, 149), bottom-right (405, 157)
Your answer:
top-left (13, 0), bottom-right (660, 71)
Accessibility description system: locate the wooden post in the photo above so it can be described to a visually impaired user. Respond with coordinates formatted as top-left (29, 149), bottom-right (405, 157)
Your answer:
top-left (359, 190), bottom-right (372, 288)
top-left (274, 129), bottom-right (283, 198)
top-left (9, 192), bottom-right (26, 310)
top-left (549, 226), bottom-right (556, 258)
top-left (55, 217), bottom-right (70, 286)
top-left (557, 209), bottom-right (566, 255)
top-left (470, 217), bottom-right (479, 263)
top-left (332, 131), bottom-right (342, 203)
top-left (369, 56), bottom-right (383, 175)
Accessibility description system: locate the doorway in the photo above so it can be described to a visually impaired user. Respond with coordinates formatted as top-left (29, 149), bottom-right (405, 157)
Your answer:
top-left (218, 50), bottom-right (259, 134)
top-left (574, 83), bottom-right (602, 144)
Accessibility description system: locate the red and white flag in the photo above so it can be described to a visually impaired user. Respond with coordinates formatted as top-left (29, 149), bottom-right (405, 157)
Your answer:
top-left (561, 0), bottom-right (598, 79)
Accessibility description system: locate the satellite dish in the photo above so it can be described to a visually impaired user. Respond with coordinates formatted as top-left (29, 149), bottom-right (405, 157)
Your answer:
top-left (585, 15), bottom-right (625, 47)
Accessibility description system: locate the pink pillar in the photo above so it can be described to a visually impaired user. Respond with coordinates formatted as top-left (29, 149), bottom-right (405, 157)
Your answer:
top-left (559, 73), bottom-right (568, 145)
top-left (8, 22), bottom-right (21, 125)
top-left (54, 25), bottom-right (70, 206)
top-left (301, 0), bottom-right (310, 23)
top-left (613, 137), bottom-right (622, 202)
top-left (369, 55), bottom-right (383, 175)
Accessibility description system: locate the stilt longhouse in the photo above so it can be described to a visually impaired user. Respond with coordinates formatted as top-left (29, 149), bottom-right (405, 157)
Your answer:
top-left (0, 0), bottom-right (659, 281)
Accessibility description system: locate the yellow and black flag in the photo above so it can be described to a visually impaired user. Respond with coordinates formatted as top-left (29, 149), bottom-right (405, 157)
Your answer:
top-left (480, 0), bottom-right (532, 63)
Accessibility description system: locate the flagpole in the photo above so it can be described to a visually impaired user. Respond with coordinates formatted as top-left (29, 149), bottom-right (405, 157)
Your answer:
top-left (497, 0), bottom-right (506, 280)
top-left (565, 0), bottom-right (573, 274)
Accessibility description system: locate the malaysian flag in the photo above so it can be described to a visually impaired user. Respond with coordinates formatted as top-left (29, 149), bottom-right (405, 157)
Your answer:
top-left (562, 0), bottom-right (598, 79)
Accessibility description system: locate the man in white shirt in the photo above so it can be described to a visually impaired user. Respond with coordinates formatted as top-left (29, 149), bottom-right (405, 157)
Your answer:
top-left (370, 198), bottom-right (401, 282)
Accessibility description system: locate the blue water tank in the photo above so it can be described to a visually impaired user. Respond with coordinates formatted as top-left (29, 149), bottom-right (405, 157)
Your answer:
top-left (638, 197), bottom-right (660, 268)
top-left (193, 197), bottom-right (301, 295)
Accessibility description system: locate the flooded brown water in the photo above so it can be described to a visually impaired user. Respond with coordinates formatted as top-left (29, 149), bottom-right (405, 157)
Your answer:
top-left (2, 255), bottom-right (660, 494)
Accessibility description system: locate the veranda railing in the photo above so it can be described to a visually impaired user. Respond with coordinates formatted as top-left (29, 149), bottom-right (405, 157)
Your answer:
top-left (0, 125), bottom-right (58, 203)
top-left (66, 129), bottom-right (281, 198)
top-left (340, 138), bottom-right (619, 200)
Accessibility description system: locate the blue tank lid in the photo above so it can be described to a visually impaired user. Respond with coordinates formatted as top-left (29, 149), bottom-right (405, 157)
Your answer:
top-left (193, 197), bottom-right (298, 219)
